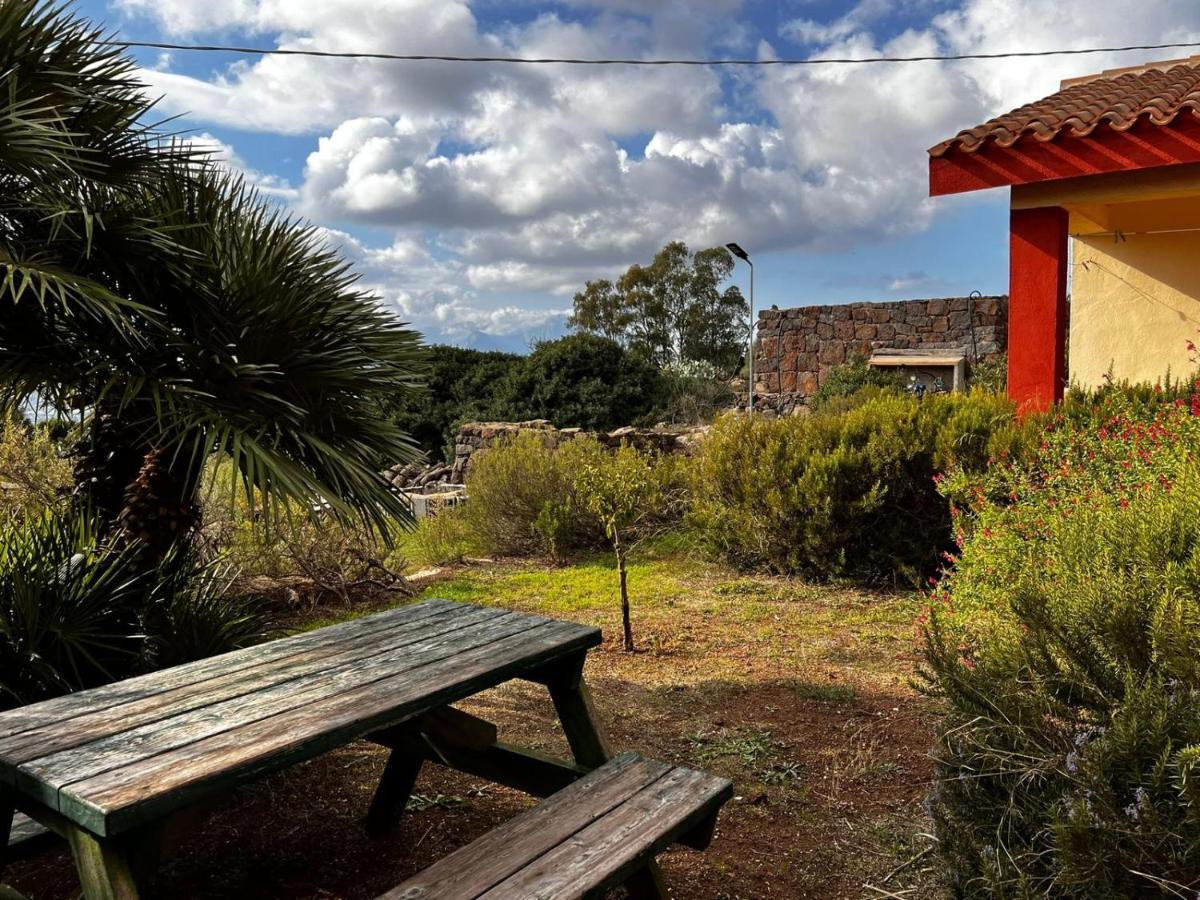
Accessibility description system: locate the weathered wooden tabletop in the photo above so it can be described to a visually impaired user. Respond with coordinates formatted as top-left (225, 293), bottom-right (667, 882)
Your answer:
top-left (0, 599), bottom-right (600, 839)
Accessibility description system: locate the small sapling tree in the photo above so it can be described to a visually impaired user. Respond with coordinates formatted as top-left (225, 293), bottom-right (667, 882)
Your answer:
top-left (570, 441), bottom-right (674, 651)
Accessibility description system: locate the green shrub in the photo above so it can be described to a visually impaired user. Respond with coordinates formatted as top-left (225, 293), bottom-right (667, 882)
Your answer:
top-left (654, 360), bottom-right (735, 425)
top-left (405, 506), bottom-right (481, 567)
top-left (376, 344), bottom-right (521, 461)
top-left (924, 383), bottom-right (1200, 897)
top-left (462, 431), bottom-right (684, 562)
top-left (496, 334), bottom-right (665, 431)
top-left (0, 416), bottom-right (72, 524)
top-left (967, 354), bottom-right (1007, 393)
top-left (141, 559), bottom-right (275, 670)
top-left (200, 459), bottom-right (404, 603)
top-left (809, 355), bottom-right (906, 412)
top-left (463, 430), bottom-right (599, 557)
top-left (689, 390), bottom-right (1021, 581)
top-left (0, 509), bottom-right (273, 708)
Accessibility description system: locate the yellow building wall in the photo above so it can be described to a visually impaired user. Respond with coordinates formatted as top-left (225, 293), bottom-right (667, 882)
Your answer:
top-left (1070, 231), bottom-right (1200, 389)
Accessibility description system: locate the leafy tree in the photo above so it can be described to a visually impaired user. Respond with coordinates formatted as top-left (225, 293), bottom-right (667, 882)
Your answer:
top-left (0, 1), bottom-right (425, 568)
top-left (569, 241), bottom-right (748, 374)
top-left (378, 345), bottom-right (520, 460)
top-left (498, 334), bottom-right (664, 430)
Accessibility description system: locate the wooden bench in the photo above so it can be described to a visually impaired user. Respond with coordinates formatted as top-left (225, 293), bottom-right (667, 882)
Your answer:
top-left (383, 751), bottom-right (732, 900)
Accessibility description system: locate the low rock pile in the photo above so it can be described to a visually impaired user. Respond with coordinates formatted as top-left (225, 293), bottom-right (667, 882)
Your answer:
top-left (385, 460), bottom-right (457, 491)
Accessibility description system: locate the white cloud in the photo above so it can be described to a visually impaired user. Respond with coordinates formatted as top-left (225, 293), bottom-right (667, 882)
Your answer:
top-left (114, 0), bottom-right (1200, 340)
top-left (315, 228), bottom-right (567, 342)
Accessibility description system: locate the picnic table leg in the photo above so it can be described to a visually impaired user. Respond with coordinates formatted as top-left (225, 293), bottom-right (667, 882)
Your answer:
top-left (366, 748), bottom-right (424, 836)
top-left (544, 654), bottom-right (611, 770)
top-left (624, 863), bottom-right (669, 899)
top-left (0, 787), bottom-right (13, 878)
top-left (544, 654), bottom-right (668, 900)
top-left (65, 826), bottom-right (154, 900)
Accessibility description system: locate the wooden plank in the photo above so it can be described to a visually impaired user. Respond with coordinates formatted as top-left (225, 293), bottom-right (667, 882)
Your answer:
top-left (418, 707), bottom-right (498, 752)
top-left (19, 609), bottom-right (535, 796)
top-left (0, 604), bottom-right (502, 767)
top-left (477, 765), bottom-right (733, 900)
top-left (9, 812), bottom-right (43, 846)
top-left (62, 620), bottom-right (599, 835)
top-left (6, 811), bottom-right (52, 859)
top-left (0, 599), bottom-right (459, 741)
top-left (383, 753), bottom-right (669, 900)
top-left (419, 740), bottom-right (590, 798)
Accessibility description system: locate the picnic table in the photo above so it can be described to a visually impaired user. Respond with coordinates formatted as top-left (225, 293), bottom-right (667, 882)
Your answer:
top-left (0, 599), bottom-right (613, 899)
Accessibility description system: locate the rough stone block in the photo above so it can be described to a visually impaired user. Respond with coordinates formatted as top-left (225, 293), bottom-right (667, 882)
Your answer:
top-left (819, 342), bottom-right (845, 366)
top-left (927, 299), bottom-right (947, 315)
top-left (855, 324), bottom-right (877, 340)
top-left (931, 316), bottom-right (949, 333)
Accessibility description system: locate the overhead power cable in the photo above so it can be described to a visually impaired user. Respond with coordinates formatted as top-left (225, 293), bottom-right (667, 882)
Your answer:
top-left (104, 39), bottom-right (1200, 66)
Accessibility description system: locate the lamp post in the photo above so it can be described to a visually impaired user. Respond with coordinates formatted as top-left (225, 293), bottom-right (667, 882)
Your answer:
top-left (726, 242), bottom-right (754, 415)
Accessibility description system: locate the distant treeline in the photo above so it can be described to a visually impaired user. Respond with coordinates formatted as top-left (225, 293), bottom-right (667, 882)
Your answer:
top-left (379, 334), bottom-right (670, 460)
top-left (386, 241), bottom-right (751, 460)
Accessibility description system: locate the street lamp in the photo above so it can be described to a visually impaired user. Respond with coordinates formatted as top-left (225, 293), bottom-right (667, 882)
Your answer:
top-left (726, 242), bottom-right (754, 415)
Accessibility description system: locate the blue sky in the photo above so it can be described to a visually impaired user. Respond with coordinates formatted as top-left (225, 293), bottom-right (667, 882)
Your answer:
top-left (72, 0), bottom-right (1200, 351)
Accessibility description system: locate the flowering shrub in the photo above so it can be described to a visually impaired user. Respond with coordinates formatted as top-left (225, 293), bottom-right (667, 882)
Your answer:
top-left (924, 381), bottom-right (1200, 897)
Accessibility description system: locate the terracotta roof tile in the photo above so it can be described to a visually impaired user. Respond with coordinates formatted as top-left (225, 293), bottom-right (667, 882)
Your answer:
top-left (930, 57), bottom-right (1200, 157)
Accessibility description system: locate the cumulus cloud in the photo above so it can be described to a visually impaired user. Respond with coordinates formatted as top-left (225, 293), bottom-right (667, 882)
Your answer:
top-left (114, 0), bottom-right (1200, 340)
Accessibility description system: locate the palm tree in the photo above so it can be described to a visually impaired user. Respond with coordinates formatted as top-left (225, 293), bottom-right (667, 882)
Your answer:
top-left (0, 1), bottom-right (425, 564)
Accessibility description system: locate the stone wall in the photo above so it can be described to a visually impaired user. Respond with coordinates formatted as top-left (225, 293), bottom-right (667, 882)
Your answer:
top-left (752, 295), bottom-right (1007, 415)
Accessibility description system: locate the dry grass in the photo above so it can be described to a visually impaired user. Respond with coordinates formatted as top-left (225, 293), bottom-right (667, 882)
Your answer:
top-left (5, 538), bottom-right (945, 899)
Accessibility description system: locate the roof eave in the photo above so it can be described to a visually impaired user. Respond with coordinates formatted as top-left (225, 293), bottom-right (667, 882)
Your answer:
top-left (929, 115), bottom-right (1200, 197)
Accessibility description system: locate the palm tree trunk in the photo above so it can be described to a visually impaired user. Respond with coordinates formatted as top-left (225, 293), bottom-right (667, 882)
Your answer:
top-left (74, 403), bottom-right (202, 568)
top-left (115, 445), bottom-right (202, 566)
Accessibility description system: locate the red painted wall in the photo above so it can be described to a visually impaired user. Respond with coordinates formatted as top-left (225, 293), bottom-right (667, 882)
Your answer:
top-left (1008, 206), bottom-right (1069, 413)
